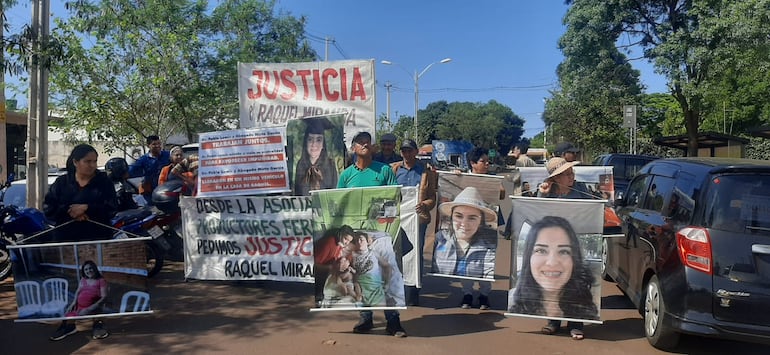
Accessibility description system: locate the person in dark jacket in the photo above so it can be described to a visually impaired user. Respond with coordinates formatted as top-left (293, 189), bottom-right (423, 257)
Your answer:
top-left (43, 144), bottom-right (118, 242)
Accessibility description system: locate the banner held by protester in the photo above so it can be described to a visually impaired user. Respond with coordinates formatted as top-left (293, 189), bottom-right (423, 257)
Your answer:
top-left (10, 238), bottom-right (152, 322)
top-left (197, 127), bottom-right (290, 197)
top-left (181, 195), bottom-right (314, 282)
top-left (310, 186), bottom-right (406, 311)
top-left (505, 197), bottom-right (605, 324)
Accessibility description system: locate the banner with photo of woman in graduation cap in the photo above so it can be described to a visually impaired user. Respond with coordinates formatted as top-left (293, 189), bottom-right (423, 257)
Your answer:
top-left (286, 114), bottom-right (346, 196)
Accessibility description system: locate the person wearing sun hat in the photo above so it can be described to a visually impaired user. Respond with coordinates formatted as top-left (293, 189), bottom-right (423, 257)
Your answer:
top-left (432, 187), bottom-right (498, 306)
top-left (536, 157), bottom-right (589, 198)
top-left (535, 156), bottom-right (593, 339)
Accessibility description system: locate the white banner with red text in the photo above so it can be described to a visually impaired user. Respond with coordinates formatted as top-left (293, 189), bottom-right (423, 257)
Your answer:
top-left (237, 60), bottom-right (376, 145)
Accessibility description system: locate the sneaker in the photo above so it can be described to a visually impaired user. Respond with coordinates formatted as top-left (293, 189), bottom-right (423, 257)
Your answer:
top-left (386, 317), bottom-right (408, 338)
top-left (478, 294), bottom-right (490, 310)
top-left (353, 317), bottom-right (374, 333)
top-left (460, 294), bottom-right (473, 309)
top-left (50, 323), bottom-right (77, 341)
top-left (92, 321), bottom-right (110, 340)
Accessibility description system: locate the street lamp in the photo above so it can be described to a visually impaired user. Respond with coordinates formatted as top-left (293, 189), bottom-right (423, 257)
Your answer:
top-left (381, 58), bottom-right (452, 141)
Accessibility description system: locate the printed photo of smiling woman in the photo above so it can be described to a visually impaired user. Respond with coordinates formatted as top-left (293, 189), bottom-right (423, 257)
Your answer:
top-left (507, 216), bottom-right (598, 339)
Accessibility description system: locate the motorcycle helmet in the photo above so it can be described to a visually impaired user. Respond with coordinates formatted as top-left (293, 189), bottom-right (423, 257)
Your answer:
top-left (105, 157), bottom-right (129, 182)
top-left (153, 179), bottom-right (185, 214)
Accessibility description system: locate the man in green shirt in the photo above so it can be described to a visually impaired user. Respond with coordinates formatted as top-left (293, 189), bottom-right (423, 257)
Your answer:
top-left (337, 131), bottom-right (405, 337)
top-left (338, 132), bottom-right (397, 188)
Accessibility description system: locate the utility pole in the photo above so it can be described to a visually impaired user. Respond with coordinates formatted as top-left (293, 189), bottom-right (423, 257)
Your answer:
top-left (26, 0), bottom-right (50, 209)
top-left (384, 81), bottom-right (392, 129)
top-left (324, 37), bottom-right (330, 61)
top-left (0, 10), bottom-right (6, 185)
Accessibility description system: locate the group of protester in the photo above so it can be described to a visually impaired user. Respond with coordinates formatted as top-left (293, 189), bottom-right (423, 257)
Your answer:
top-left (321, 130), bottom-right (597, 341)
top-left (40, 124), bottom-right (595, 342)
top-left (129, 135), bottom-right (199, 203)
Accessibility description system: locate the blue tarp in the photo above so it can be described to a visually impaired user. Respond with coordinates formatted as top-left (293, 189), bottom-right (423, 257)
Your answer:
top-left (431, 140), bottom-right (474, 171)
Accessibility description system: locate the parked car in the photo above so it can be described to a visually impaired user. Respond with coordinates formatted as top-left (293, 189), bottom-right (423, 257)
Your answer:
top-left (1, 176), bottom-right (61, 208)
top-left (592, 153), bottom-right (659, 199)
top-left (603, 157), bottom-right (770, 349)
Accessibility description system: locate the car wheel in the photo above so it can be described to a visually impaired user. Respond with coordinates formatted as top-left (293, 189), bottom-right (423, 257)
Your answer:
top-left (644, 275), bottom-right (679, 349)
top-left (601, 237), bottom-right (613, 281)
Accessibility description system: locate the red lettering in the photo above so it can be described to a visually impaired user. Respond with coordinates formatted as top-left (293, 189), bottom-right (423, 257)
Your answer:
top-left (350, 67), bottom-right (366, 100)
top-left (245, 237), bottom-right (259, 256)
top-left (300, 237), bottom-right (313, 256)
top-left (244, 236), bottom-right (283, 255)
top-left (296, 69), bottom-right (311, 99)
top-left (322, 68), bottom-right (339, 101)
top-left (263, 71), bottom-right (280, 100)
top-left (247, 70), bottom-right (264, 99)
top-left (311, 69), bottom-right (322, 100)
top-left (340, 68), bottom-right (348, 100)
top-left (280, 70), bottom-right (296, 100)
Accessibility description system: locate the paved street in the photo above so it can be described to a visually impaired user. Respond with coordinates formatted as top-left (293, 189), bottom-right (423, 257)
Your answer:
top-left (1, 237), bottom-right (767, 354)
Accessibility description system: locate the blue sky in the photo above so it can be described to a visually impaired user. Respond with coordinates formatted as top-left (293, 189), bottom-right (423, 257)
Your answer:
top-left (5, 1), bottom-right (667, 138)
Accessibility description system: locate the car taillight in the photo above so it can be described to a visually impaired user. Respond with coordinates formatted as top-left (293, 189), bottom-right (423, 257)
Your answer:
top-left (676, 227), bottom-right (712, 274)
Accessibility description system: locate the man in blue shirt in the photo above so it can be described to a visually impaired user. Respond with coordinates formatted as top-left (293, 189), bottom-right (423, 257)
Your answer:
top-left (391, 139), bottom-right (437, 306)
top-left (129, 135), bottom-right (170, 203)
top-left (337, 131), bottom-right (406, 338)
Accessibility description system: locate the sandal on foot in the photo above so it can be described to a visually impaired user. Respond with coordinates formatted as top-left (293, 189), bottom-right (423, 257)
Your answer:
top-left (570, 329), bottom-right (584, 340)
top-left (541, 324), bottom-right (559, 335)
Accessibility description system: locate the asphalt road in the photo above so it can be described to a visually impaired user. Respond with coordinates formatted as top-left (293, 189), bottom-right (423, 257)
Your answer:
top-left (1, 237), bottom-right (768, 354)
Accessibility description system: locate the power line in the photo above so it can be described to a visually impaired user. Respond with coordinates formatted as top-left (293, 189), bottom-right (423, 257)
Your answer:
top-left (387, 83), bottom-right (557, 94)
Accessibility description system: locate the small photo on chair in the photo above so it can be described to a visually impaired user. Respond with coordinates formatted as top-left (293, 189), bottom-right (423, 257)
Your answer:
top-left (9, 238), bottom-right (153, 322)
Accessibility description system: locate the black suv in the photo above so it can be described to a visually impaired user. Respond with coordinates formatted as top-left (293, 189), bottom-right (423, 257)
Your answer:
top-left (592, 153), bottom-right (659, 199)
top-left (603, 158), bottom-right (770, 349)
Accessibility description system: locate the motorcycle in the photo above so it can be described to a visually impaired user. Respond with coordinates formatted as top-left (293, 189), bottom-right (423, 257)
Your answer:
top-left (107, 157), bottom-right (185, 273)
top-left (0, 205), bottom-right (51, 281)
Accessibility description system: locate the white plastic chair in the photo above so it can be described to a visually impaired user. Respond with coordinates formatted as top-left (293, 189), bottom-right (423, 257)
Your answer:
top-left (41, 278), bottom-right (69, 317)
top-left (14, 281), bottom-right (42, 318)
top-left (120, 291), bottom-right (150, 313)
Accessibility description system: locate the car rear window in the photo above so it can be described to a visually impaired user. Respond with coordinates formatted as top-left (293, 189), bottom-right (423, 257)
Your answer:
top-left (705, 174), bottom-right (770, 234)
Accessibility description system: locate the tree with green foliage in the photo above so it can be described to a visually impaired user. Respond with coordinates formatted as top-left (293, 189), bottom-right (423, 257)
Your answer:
top-left (48, 0), bottom-right (315, 153)
top-left (546, 0), bottom-right (643, 157)
top-left (560, 0), bottom-right (770, 156)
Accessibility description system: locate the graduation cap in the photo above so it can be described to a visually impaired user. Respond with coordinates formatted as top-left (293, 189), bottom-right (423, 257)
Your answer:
top-left (304, 116), bottom-right (334, 134)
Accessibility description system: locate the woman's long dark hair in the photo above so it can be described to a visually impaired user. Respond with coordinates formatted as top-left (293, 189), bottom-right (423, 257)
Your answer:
top-left (510, 216), bottom-right (598, 320)
top-left (66, 144), bottom-right (98, 175)
top-left (296, 129), bottom-right (330, 192)
top-left (80, 260), bottom-right (103, 279)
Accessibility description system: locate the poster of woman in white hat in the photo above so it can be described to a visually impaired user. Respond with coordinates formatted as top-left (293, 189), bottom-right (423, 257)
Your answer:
top-left (431, 186), bottom-right (498, 281)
